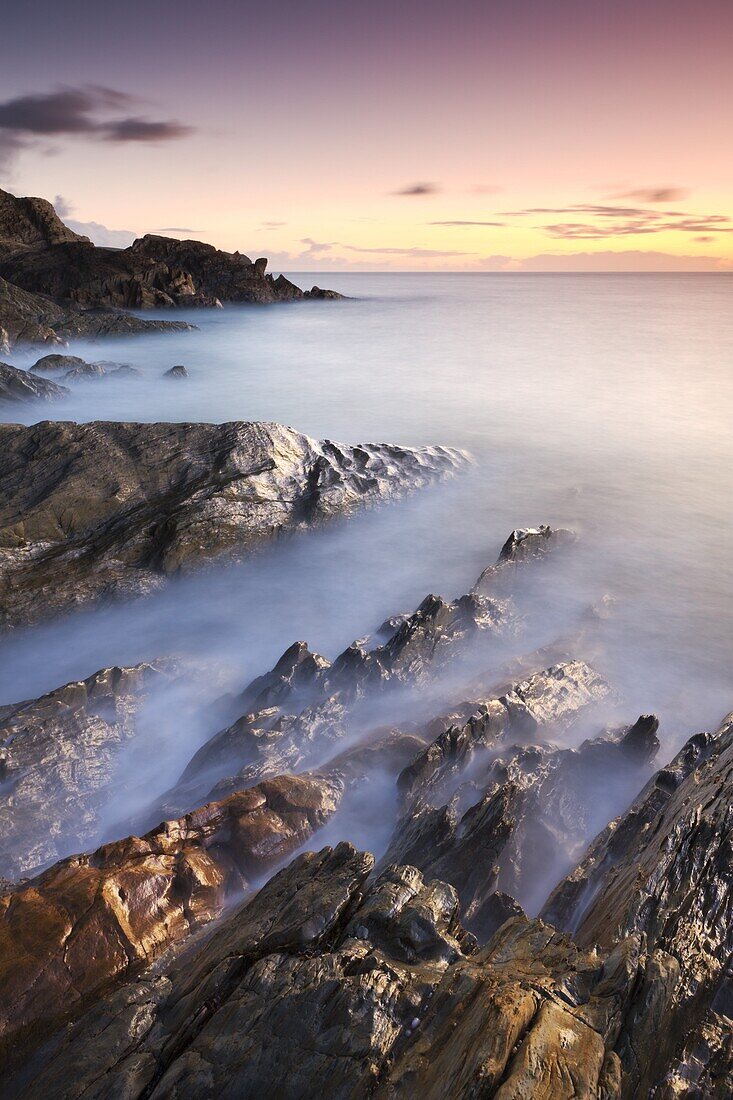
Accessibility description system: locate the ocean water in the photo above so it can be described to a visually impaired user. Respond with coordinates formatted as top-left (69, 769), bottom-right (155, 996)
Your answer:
top-left (2, 273), bottom-right (732, 758)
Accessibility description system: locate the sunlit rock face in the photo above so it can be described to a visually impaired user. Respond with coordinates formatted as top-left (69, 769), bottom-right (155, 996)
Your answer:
top-left (0, 420), bottom-right (466, 628)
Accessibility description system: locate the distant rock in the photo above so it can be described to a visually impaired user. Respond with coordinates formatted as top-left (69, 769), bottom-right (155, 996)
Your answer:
top-left (0, 361), bottom-right (69, 404)
top-left (164, 363), bottom-right (188, 378)
top-left (31, 353), bottom-right (86, 373)
top-left (64, 361), bottom-right (106, 380)
top-left (0, 273), bottom-right (193, 350)
top-left (0, 190), bottom-right (343, 315)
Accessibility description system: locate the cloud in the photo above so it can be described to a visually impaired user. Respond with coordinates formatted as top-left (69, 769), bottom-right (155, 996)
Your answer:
top-left (53, 194), bottom-right (73, 218)
top-left (478, 249), bottom-right (731, 272)
top-left (390, 182), bottom-right (440, 196)
top-left (344, 245), bottom-right (472, 257)
top-left (0, 85), bottom-right (194, 170)
top-left (66, 220), bottom-right (137, 248)
top-left (610, 187), bottom-right (690, 203)
top-left (693, 235), bottom-right (715, 243)
top-left (261, 221), bottom-right (287, 228)
top-left (498, 203), bottom-right (732, 240)
top-left (428, 220), bottom-right (505, 227)
top-left (158, 227), bottom-right (204, 234)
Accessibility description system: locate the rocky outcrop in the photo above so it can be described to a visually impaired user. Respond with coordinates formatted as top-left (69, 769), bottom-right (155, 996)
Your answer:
top-left (0, 661), bottom-right (185, 879)
top-left (0, 189), bottom-right (342, 326)
top-left (4, 842), bottom-right (654, 1099)
top-left (0, 189), bottom-right (88, 253)
top-left (0, 360), bottom-right (69, 404)
top-left (0, 775), bottom-right (342, 1066)
top-left (384, 711), bottom-right (658, 937)
top-left (0, 420), bottom-right (465, 627)
top-left (30, 353), bottom-right (86, 372)
top-left (542, 711), bottom-right (733, 1097)
top-left (0, 273), bottom-right (192, 350)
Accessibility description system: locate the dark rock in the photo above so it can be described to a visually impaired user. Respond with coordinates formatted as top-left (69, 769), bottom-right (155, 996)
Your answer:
top-left (163, 364), bottom-right (188, 378)
top-left (0, 360), bottom-right (69, 404)
top-left (0, 273), bottom-right (193, 349)
top-left (0, 190), bottom-right (342, 313)
top-left (542, 711), bottom-right (733, 1097)
top-left (64, 361), bottom-right (106, 380)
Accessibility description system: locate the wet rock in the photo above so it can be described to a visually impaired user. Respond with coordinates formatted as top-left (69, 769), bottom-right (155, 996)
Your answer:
top-left (0, 774), bottom-right (343, 1066)
top-left (0, 661), bottom-right (184, 879)
top-left (163, 363), bottom-right (188, 378)
top-left (0, 360), bottom-right (69, 404)
top-left (0, 420), bottom-right (466, 628)
top-left (542, 711), bottom-right (733, 1097)
top-left (7, 845), bottom-right (646, 1100)
top-left (384, 709), bottom-right (658, 937)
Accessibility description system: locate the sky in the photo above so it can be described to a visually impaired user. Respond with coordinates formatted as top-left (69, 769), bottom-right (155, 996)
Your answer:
top-left (0, 0), bottom-right (731, 271)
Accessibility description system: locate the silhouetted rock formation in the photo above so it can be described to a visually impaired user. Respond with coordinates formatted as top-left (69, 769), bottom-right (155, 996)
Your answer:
top-left (0, 189), bottom-right (343, 348)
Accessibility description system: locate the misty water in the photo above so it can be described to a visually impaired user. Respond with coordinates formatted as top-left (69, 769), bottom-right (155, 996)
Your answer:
top-left (2, 273), bottom-right (732, 879)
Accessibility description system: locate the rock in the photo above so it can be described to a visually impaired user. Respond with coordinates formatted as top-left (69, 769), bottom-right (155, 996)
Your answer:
top-left (0, 421), bottom-right (466, 628)
top-left (0, 189), bottom-right (88, 252)
top-left (0, 661), bottom-right (184, 879)
top-left (30, 353), bottom-right (86, 373)
top-left (0, 774), bottom-right (343, 1068)
top-left (306, 285), bottom-right (344, 300)
top-left (542, 711), bottom-right (733, 1096)
top-left (383, 709), bottom-right (658, 937)
top-left (163, 364), bottom-right (188, 378)
top-left (0, 190), bottom-right (342, 314)
top-left (64, 361), bottom-right (106, 380)
top-left (149, 530), bottom-right (577, 820)
top-left (0, 273), bottom-right (193, 350)
top-left (6, 844), bottom-right (647, 1100)
top-left (0, 360), bottom-right (69, 404)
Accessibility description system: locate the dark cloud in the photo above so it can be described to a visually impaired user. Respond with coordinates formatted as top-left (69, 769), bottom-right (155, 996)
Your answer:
top-left (390, 182), bottom-right (440, 196)
top-left (610, 187), bottom-right (690, 203)
top-left (428, 220), bottom-right (504, 227)
top-left (102, 118), bottom-right (194, 142)
top-left (0, 85), bottom-right (194, 166)
top-left (0, 86), bottom-right (130, 135)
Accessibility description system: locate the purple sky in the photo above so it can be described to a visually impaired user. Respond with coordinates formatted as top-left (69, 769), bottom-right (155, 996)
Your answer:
top-left (1, 0), bottom-right (731, 269)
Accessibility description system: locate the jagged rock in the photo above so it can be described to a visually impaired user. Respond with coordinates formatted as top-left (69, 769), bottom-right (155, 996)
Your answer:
top-left (384, 711), bottom-right (658, 937)
top-left (0, 420), bottom-right (465, 628)
top-left (150, 530), bottom-right (575, 820)
top-left (0, 661), bottom-right (184, 879)
top-left (163, 363), bottom-right (188, 378)
top-left (0, 774), bottom-right (343, 1067)
top-left (30, 353), bottom-right (86, 372)
top-left (0, 360), bottom-right (69, 404)
top-left (473, 524), bottom-right (577, 595)
top-left (542, 711), bottom-right (733, 1097)
top-left (6, 844), bottom-right (648, 1100)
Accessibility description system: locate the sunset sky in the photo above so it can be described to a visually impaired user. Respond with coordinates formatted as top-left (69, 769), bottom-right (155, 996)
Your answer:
top-left (1, 0), bottom-right (731, 271)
